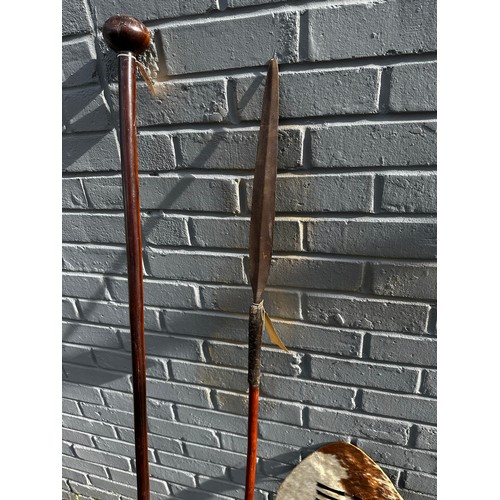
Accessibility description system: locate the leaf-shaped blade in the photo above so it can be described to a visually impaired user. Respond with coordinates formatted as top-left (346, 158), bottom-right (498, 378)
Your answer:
top-left (249, 58), bottom-right (279, 304)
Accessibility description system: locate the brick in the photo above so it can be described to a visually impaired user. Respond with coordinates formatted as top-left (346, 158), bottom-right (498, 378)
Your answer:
top-left (185, 442), bottom-right (246, 469)
top-left (76, 299), bottom-right (161, 331)
top-left (63, 86), bottom-right (113, 133)
top-left (307, 0), bottom-right (436, 61)
top-left (215, 390), bottom-right (302, 426)
top-left (62, 343), bottom-right (94, 367)
top-left (196, 475), bottom-right (268, 500)
top-left (62, 178), bottom-right (88, 209)
top-left (361, 390), bottom-right (437, 424)
top-left (62, 298), bottom-right (79, 320)
top-left (398, 491), bottom-right (435, 500)
top-left (261, 374), bottom-right (356, 409)
top-left (310, 355), bottom-right (419, 393)
top-left (236, 67), bottom-right (380, 121)
top-left (106, 469), bottom-right (170, 495)
top-left (62, 244), bottom-right (127, 274)
top-left (81, 403), bottom-right (135, 429)
top-left (177, 405), bottom-right (248, 435)
top-left (246, 173), bottom-right (374, 213)
top-left (62, 414), bottom-right (116, 438)
top-left (62, 38), bottom-right (98, 87)
top-left (139, 132), bottom-right (176, 170)
top-left (356, 439), bottom-right (437, 474)
top-left (272, 320), bottom-right (363, 357)
top-left (157, 450), bottom-right (226, 476)
top-left (381, 172), bottom-right (437, 213)
top-left (83, 176), bottom-right (240, 212)
top-left (62, 0), bottom-right (91, 36)
top-left (369, 262), bottom-right (437, 300)
top-left (102, 390), bottom-right (175, 421)
top-left (190, 217), bottom-right (302, 251)
top-left (259, 420), bottom-right (343, 448)
top-left (62, 399), bottom-right (82, 414)
top-left (305, 293), bottom-right (430, 334)
top-left (63, 273), bottom-right (107, 300)
top-left (107, 277), bottom-right (196, 309)
top-left (62, 466), bottom-right (88, 484)
top-left (420, 369), bottom-right (437, 397)
top-left (162, 310), bottom-right (247, 342)
top-left (63, 132), bottom-right (120, 173)
top-left (171, 359), bottom-right (247, 391)
top-left (404, 471), bottom-right (437, 495)
top-left (142, 333), bottom-right (204, 361)
top-left (176, 128), bottom-right (303, 170)
top-left (92, 0), bottom-right (215, 25)
top-left (169, 484), bottom-right (233, 500)
top-left (109, 79), bottom-right (228, 126)
top-left (94, 437), bottom-right (155, 462)
top-left (93, 349), bottom-right (167, 378)
top-left (147, 378), bottom-right (212, 408)
top-left (389, 62), bottom-right (437, 112)
top-left (63, 213), bottom-right (190, 246)
top-left (149, 463), bottom-right (196, 488)
top-left (74, 444), bottom-right (131, 470)
top-left (310, 121), bottom-right (437, 168)
top-left (89, 476), bottom-right (138, 497)
top-left (63, 428), bottom-right (94, 447)
top-left (63, 364), bottom-right (132, 393)
top-left (221, 433), bottom-right (295, 461)
top-left (368, 334), bottom-right (437, 367)
top-left (201, 285), bottom-right (302, 320)
top-left (309, 407), bottom-right (410, 445)
top-left (227, 0), bottom-right (286, 5)
top-left (62, 322), bottom-right (122, 349)
top-left (69, 481), bottom-right (120, 500)
top-left (414, 424), bottom-right (437, 451)
top-left (148, 415), bottom-right (220, 446)
top-left (160, 12), bottom-right (299, 75)
top-left (147, 249), bottom-right (245, 283)
top-left (63, 381), bottom-right (105, 405)
top-left (306, 217), bottom-right (437, 259)
top-left (265, 256), bottom-right (364, 291)
top-left (63, 455), bottom-right (108, 478)
top-left (206, 341), bottom-right (303, 377)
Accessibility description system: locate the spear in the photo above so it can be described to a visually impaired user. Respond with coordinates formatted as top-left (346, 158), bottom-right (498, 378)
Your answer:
top-left (102, 16), bottom-right (152, 500)
top-left (244, 58), bottom-right (286, 500)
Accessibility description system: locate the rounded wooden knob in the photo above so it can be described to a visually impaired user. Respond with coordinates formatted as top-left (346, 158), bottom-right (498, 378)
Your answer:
top-left (102, 16), bottom-right (150, 55)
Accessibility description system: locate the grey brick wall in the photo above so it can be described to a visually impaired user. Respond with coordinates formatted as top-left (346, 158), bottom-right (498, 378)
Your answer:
top-left (62, 1), bottom-right (437, 499)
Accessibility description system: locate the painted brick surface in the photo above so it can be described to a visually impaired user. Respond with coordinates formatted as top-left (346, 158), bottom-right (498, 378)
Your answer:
top-left (389, 62), bottom-right (437, 112)
top-left (235, 67), bottom-right (380, 121)
top-left (307, 0), bottom-right (436, 61)
top-left (160, 12), bottom-right (299, 75)
top-left (62, 1), bottom-right (437, 498)
top-left (310, 121), bottom-right (437, 168)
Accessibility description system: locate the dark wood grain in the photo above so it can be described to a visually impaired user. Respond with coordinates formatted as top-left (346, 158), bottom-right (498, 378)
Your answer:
top-left (103, 15), bottom-right (151, 500)
top-left (103, 15), bottom-right (150, 55)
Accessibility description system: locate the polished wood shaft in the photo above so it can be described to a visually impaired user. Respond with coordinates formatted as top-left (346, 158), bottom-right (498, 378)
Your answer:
top-left (118, 53), bottom-right (150, 500)
top-left (103, 15), bottom-right (151, 500)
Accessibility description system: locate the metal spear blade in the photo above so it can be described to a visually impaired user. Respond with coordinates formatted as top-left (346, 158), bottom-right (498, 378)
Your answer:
top-left (248, 58), bottom-right (279, 304)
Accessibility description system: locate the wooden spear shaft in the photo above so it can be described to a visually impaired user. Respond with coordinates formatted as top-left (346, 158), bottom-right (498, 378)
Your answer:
top-left (103, 16), bottom-right (151, 500)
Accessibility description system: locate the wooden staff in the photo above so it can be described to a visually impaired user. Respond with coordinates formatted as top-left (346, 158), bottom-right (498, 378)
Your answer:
top-left (102, 16), bottom-right (151, 500)
top-left (244, 58), bottom-right (280, 500)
